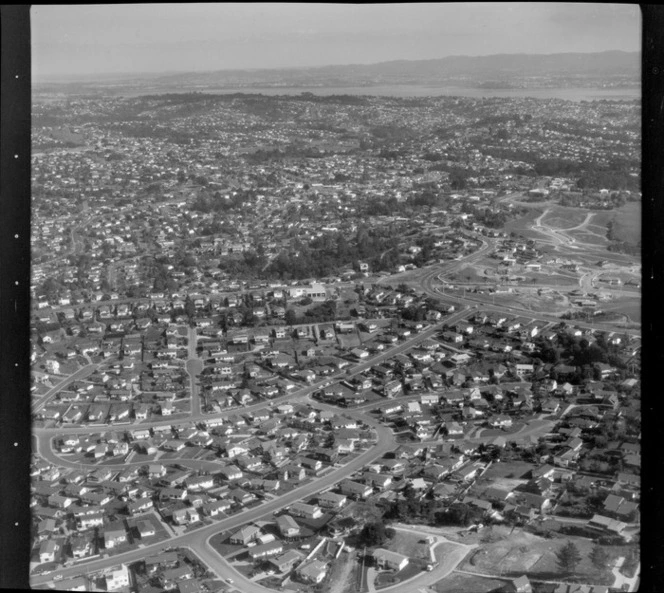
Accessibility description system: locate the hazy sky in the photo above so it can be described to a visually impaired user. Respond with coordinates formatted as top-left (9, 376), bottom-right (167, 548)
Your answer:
top-left (32, 3), bottom-right (641, 79)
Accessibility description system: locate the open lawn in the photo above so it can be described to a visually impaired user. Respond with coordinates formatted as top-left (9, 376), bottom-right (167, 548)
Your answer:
top-left (384, 531), bottom-right (431, 562)
top-left (433, 572), bottom-right (507, 593)
top-left (337, 334), bottom-right (361, 349)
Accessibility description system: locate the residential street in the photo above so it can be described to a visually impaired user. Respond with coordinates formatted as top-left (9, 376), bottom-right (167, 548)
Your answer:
top-left (31, 404), bottom-right (396, 588)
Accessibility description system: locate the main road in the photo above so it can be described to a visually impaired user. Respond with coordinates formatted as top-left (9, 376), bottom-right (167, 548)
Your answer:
top-left (33, 363), bottom-right (100, 413)
top-left (186, 325), bottom-right (204, 417)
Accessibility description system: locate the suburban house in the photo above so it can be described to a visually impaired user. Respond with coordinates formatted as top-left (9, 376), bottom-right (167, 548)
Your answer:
top-left (339, 479), bottom-right (373, 499)
top-left (229, 524), bottom-right (261, 545)
top-left (289, 502), bottom-right (323, 520)
top-left (127, 498), bottom-right (153, 515)
top-left (297, 559), bottom-right (328, 584)
top-left (39, 539), bottom-right (59, 563)
top-left (373, 548), bottom-right (409, 571)
top-left (105, 564), bottom-right (131, 591)
top-left (318, 491), bottom-right (347, 510)
top-left (276, 514), bottom-right (301, 538)
top-left (103, 528), bottom-right (128, 549)
top-left (202, 499), bottom-right (233, 517)
top-left (248, 541), bottom-right (284, 560)
top-left (172, 507), bottom-right (200, 525)
top-left (137, 521), bottom-right (156, 538)
top-left (144, 551), bottom-right (179, 575)
top-left (268, 550), bottom-right (304, 573)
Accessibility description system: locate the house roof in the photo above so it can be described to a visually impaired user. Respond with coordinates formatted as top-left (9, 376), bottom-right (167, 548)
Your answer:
top-left (373, 548), bottom-right (409, 564)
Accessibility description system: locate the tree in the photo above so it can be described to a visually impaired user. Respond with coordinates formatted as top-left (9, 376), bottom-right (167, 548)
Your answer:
top-left (358, 522), bottom-right (394, 547)
top-left (556, 540), bottom-right (582, 575)
top-left (589, 545), bottom-right (609, 571)
top-left (284, 309), bottom-right (297, 326)
top-left (184, 297), bottom-right (196, 319)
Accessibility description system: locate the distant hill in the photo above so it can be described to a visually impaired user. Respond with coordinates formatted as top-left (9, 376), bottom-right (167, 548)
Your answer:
top-left (339, 51), bottom-right (639, 76)
top-left (147, 51), bottom-right (639, 86)
top-left (35, 51), bottom-right (640, 89)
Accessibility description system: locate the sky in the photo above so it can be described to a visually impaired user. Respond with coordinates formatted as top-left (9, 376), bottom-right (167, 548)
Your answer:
top-left (31, 3), bottom-right (641, 80)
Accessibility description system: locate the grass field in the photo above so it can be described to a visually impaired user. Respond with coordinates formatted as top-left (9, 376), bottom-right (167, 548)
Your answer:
top-left (447, 266), bottom-right (489, 284)
top-left (596, 202), bottom-right (641, 245)
top-left (542, 208), bottom-right (592, 230)
top-left (600, 298), bottom-right (641, 324)
top-left (460, 527), bottom-right (628, 585)
top-left (504, 202), bottom-right (640, 252)
top-left (568, 229), bottom-right (609, 247)
top-left (503, 208), bottom-right (545, 237)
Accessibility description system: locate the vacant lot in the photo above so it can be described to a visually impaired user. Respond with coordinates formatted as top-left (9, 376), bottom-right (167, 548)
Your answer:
top-left (611, 299), bottom-right (641, 323)
top-left (521, 272), bottom-right (579, 287)
top-left (460, 526), bottom-right (625, 584)
top-left (327, 550), bottom-right (358, 593)
top-left (478, 461), bottom-right (534, 481)
top-left (596, 202), bottom-right (641, 245)
top-left (337, 333), bottom-right (361, 349)
top-left (339, 501), bottom-right (384, 525)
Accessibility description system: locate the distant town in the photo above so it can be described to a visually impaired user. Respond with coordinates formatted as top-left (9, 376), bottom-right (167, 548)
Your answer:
top-left (30, 86), bottom-right (640, 593)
